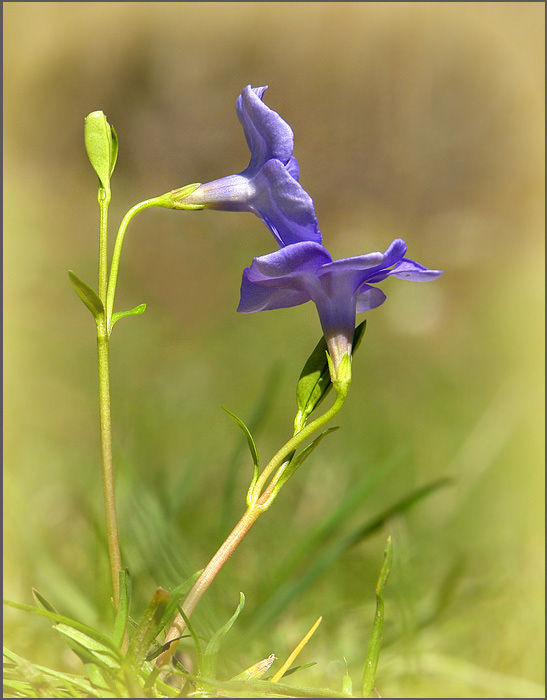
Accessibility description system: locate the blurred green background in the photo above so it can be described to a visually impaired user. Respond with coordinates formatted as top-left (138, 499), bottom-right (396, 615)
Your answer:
top-left (3, 2), bottom-right (544, 697)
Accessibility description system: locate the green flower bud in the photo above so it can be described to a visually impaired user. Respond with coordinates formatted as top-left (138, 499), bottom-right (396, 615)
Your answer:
top-left (84, 111), bottom-right (118, 191)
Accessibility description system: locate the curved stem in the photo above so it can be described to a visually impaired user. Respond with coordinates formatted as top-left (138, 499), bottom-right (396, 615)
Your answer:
top-left (251, 394), bottom-right (345, 506)
top-left (105, 197), bottom-right (166, 328)
top-left (157, 392), bottom-right (347, 667)
top-left (156, 507), bottom-right (261, 668)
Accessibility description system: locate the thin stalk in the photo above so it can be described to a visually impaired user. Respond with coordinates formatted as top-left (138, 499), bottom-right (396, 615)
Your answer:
top-left (97, 325), bottom-right (122, 609)
top-left (105, 197), bottom-right (167, 326)
top-left (98, 188), bottom-right (111, 304)
top-left (156, 507), bottom-right (261, 667)
top-left (157, 392), bottom-right (346, 667)
top-left (95, 185), bottom-right (122, 611)
top-left (96, 193), bottom-right (169, 610)
top-left (251, 394), bottom-right (345, 505)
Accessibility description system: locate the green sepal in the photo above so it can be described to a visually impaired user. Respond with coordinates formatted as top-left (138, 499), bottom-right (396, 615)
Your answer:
top-left (111, 303), bottom-right (146, 328)
top-left (68, 270), bottom-right (104, 320)
top-left (84, 110), bottom-right (117, 191)
top-left (361, 536), bottom-right (392, 698)
top-left (273, 427), bottom-right (340, 496)
top-left (112, 569), bottom-right (131, 649)
top-left (166, 182), bottom-right (205, 210)
top-left (125, 587), bottom-right (170, 671)
top-left (294, 321), bottom-right (366, 433)
top-left (109, 124), bottom-right (118, 176)
top-left (200, 593), bottom-right (245, 681)
top-left (222, 407), bottom-right (260, 507)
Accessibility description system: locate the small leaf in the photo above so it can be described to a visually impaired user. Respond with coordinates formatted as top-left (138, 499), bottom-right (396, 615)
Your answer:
top-left (84, 111), bottom-right (116, 190)
top-left (3, 599), bottom-right (120, 653)
top-left (295, 321), bottom-right (366, 433)
top-left (294, 335), bottom-right (331, 434)
top-left (55, 624), bottom-right (121, 670)
top-left (110, 303), bottom-right (146, 327)
top-left (200, 593), bottom-right (245, 681)
top-left (222, 407), bottom-right (260, 507)
top-left (68, 270), bottom-right (104, 320)
top-left (158, 570), bottom-right (202, 635)
top-left (342, 657), bottom-right (353, 696)
top-left (361, 536), bottom-right (392, 698)
top-left (126, 587), bottom-right (170, 671)
top-left (112, 569), bottom-right (131, 649)
top-left (273, 427), bottom-right (340, 494)
top-left (31, 588), bottom-right (56, 613)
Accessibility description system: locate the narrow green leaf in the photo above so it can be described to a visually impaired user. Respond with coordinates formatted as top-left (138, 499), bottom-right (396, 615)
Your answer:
top-left (3, 599), bottom-right (121, 654)
top-left (294, 335), bottom-right (331, 433)
top-left (200, 593), bottom-right (245, 681)
top-left (126, 587), bottom-right (170, 670)
top-left (220, 363), bottom-right (282, 532)
top-left (158, 570), bottom-right (202, 635)
top-left (68, 270), bottom-right (104, 320)
top-left (222, 407), bottom-right (260, 507)
top-left (111, 303), bottom-right (146, 327)
top-left (84, 111), bottom-right (115, 190)
top-left (112, 569), bottom-right (131, 649)
top-left (31, 588), bottom-right (56, 613)
top-left (274, 427), bottom-right (340, 494)
top-left (54, 624), bottom-right (121, 670)
top-left (294, 321), bottom-right (366, 433)
top-left (361, 536), bottom-right (392, 697)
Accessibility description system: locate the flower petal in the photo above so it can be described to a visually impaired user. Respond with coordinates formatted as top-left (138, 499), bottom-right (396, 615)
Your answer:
top-left (388, 258), bottom-right (444, 281)
top-left (180, 174), bottom-right (253, 210)
top-left (250, 160), bottom-right (322, 246)
top-left (246, 241), bottom-right (332, 282)
top-left (237, 86), bottom-right (295, 173)
top-left (319, 239), bottom-right (407, 276)
top-left (356, 284), bottom-right (387, 313)
top-left (238, 272), bottom-right (312, 313)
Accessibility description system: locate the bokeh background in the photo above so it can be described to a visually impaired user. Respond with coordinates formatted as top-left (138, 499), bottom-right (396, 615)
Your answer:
top-left (3, 2), bottom-right (544, 697)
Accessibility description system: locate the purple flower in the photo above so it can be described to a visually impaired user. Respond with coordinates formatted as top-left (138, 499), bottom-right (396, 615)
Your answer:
top-left (238, 239), bottom-right (443, 376)
top-left (178, 86), bottom-right (321, 247)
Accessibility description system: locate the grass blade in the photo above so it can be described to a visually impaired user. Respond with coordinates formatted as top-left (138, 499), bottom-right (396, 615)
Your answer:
top-left (361, 536), bottom-right (392, 697)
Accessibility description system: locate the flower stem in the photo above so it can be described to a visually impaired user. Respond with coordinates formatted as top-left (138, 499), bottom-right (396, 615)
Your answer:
top-left (251, 394), bottom-right (345, 506)
top-left (97, 325), bottom-right (122, 610)
top-left (156, 507), bottom-right (261, 667)
top-left (157, 391), bottom-right (346, 667)
top-left (98, 188), bottom-right (111, 304)
top-left (95, 185), bottom-right (123, 611)
top-left (105, 196), bottom-right (168, 327)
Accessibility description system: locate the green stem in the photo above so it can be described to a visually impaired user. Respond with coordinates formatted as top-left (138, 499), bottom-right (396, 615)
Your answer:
top-left (105, 196), bottom-right (168, 327)
top-left (251, 393), bottom-right (345, 507)
top-left (98, 188), bottom-right (111, 304)
top-left (156, 392), bottom-right (346, 668)
top-left (95, 185), bottom-right (122, 611)
top-left (97, 322), bottom-right (122, 610)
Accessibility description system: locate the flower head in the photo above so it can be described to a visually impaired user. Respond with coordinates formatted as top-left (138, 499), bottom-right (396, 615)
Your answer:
top-left (238, 239), bottom-right (443, 378)
top-left (176, 86), bottom-right (321, 247)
